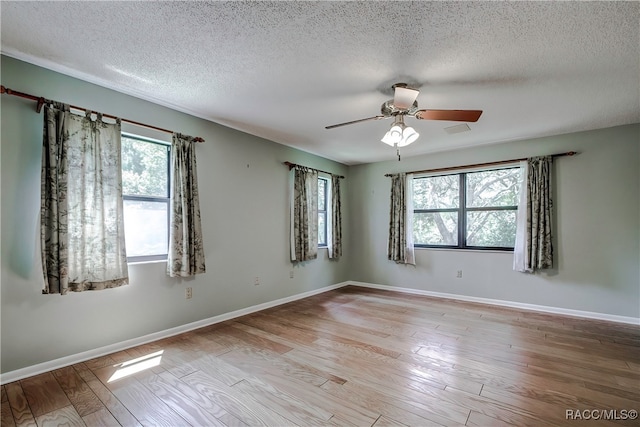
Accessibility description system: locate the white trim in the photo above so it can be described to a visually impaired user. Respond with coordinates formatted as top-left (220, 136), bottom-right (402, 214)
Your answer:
top-left (348, 281), bottom-right (640, 325)
top-left (0, 281), bottom-right (350, 385)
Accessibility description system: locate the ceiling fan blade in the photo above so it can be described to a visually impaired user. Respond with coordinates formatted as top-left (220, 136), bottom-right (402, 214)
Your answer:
top-left (415, 109), bottom-right (483, 122)
top-left (393, 86), bottom-right (420, 110)
top-left (325, 115), bottom-right (386, 129)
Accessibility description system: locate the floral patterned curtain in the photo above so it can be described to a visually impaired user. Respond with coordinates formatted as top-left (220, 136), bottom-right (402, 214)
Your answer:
top-left (388, 173), bottom-right (415, 265)
top-left (41, 105), bottom-right (128, 294)
top-left (514, 156), bottom-right (553, 272)
top-left (291, 167), bottom-right (318, 262)
top-left (167, 133), bottom-right (206, 277)
top-left (328, 174), bottom-right (342, 260)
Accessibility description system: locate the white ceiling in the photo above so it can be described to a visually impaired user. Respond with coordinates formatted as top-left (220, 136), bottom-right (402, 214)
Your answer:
top-left (1, 1), bottom-right (638, 165)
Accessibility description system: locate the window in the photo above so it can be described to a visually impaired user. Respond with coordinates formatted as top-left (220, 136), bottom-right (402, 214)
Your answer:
top-left (318, 177), bottom-right (328, 247)
top-left (413, 167), bottom-right (521, 250)
top-left (121, 134), bottom-right (171, 262)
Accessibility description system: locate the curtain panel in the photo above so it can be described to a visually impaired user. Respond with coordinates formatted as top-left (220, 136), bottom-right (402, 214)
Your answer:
top-left (167, 133), bottom-right (206, 277)
top-left (514, 156), bottom-right (553, 272)
top-left (41, 106), bottom-right (129, 294)
top-left (513, 161), bottom-right (528, 272)
top-left (290, 167), bottom-right (318, 262)
top-left (388, 173), bottom-right (415, 265)
top-left (328, 174), bottom-right (342, 260)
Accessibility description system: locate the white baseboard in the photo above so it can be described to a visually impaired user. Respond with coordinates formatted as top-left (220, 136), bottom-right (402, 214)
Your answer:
top-left (348, 281), bottom-right (640, 325)
top-left (0, 281), bottom-right (350, 385)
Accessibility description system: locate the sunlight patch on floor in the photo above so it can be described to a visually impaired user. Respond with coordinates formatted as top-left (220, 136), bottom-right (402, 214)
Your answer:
top-left (108, 350), bottom-right (164, 382)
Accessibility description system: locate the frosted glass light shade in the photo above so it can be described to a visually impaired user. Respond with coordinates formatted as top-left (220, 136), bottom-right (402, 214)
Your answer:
top-left (382, 124), bottom-right (419, 147)
top-left (402, 126), bottom-right (419, 145)
top-left (381, 124), bottom-right (403, 146)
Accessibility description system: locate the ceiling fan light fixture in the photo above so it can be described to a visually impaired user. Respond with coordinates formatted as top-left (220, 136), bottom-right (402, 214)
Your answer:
top-left (381, 116), bottom-right (419, 147)
top-left (381, 123), bottom-right (402, 146)
top-left (402, 126), bottom-right (419, 145)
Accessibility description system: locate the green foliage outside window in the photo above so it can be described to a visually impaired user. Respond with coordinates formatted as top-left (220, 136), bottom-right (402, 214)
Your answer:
top-left (413, 167), bottom-right (521, 249)
top-left (121, 135), bottom-right (170, 260)
top-left (122, 136), bottom-right (169, 197)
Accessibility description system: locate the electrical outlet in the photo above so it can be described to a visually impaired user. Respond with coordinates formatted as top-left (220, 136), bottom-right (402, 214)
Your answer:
top-left (289, 270), bottom-right (294, 279)
top-left (254, 276), bottom-right (260, 286)
top-left (456, 270), bottom-right (463, 278)
top-left (185, 287), bottom-right (193, 299)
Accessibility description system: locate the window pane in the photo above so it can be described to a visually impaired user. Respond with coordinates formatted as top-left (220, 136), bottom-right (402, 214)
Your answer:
top-left (123, 200), bottom-right (168, 257)
top-left (414, 211), bottom-right (458, 245)
top-left (466, 168), bottom-right (520, 208)
top-left (467, 210), bottom-right (517, 247)
top-left (413, 175), bottom-right (459, 209)
top-left (318, 179), bottom-right (326, 211)
top-left (318, 212), bottom-right (326, 245)
top-left (122, 136), bottom-right (169, 197)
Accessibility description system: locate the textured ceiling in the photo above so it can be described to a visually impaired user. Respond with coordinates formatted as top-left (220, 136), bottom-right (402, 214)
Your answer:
top-left (1, 1), bottom-right (639, 165)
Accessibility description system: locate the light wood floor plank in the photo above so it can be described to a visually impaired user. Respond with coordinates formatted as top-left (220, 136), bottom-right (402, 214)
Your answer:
top-left (320, 378), bottom-right (452, 426)
top-left (81, 407), bottom-right (120, 427)
top-left (372, 414), bottom-right (411, 427)
top-left (465, 410), bottom-right (512, 427)
top-left (181, 369), bottom-right (296, 426)
top-left (52, 366), bottom-right (105, 417)
top-left (110, 378), bottom-right (188, 426)
top-left (74, 367), bottom-right (142, 427)
top-left (229, 321), bottom-right (349, 385)
top-left (479, 385), bottom-right (627, 427)
top-left (4, 382), bottom-right (36, 427)
top-left (137, 371), bottom-right (226, 426)
top-left (34, 405), bottom-right (85, 427)
top-left (261, 373), bottom-right (380, 426)
top-left (19, 372), bottom-right (70, 418)
top-left (1, 397), bottom-right (17, 427)
top-left (232, 379), bottom-right (330, 426)
top-left (219, 346), bottom-right (329, 387)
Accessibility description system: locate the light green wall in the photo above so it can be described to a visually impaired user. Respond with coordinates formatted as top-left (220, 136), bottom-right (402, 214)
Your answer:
top-left (1, 56), bottom-right (350, 373)
top-left (2, 55), bottom-right (639, 375)
top-left (348, 124), bottom-right (640, 318)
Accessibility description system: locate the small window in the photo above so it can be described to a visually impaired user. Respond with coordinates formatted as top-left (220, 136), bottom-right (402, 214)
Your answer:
top-left (318, 177), bottom-right (328, 247)
top-left (121, 134), bottom-right (171, 262)
top-left (413, 167), bottom-right (521, 250)
top-left (413, 174), bottom-right (460, 246)
top-left (465, 168), bottom-right (520, 248)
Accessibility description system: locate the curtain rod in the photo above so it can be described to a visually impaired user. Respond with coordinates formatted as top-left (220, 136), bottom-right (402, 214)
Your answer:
top-left (0, 85), bottom-right (205, 143)
top-left (384, 151), bottom-right (577, 177)
top-left (283, 161), bottom-right (345, 179)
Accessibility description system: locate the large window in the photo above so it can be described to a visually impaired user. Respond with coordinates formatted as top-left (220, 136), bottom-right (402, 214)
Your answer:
top-left (121, 134), bottom-right (171, 262)
top-left (413, 167), bottom-right (521, 250)
top-left (318, 177), bottom-right (328, 247)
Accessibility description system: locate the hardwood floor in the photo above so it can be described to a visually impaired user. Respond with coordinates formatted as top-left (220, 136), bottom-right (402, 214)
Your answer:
top-left (2, 286), bottom-right (639, 426)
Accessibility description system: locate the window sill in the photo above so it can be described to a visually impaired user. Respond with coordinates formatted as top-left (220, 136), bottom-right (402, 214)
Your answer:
top-left (127, 259), bottom-right (167, 266)
top-left (414, 246), bottom-right (514, 254)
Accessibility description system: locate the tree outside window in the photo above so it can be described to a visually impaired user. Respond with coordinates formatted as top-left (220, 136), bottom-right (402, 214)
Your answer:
top-left (413, 167), bottom-right (521, 250)
top-left (121, 134), bottom-right (171, 262)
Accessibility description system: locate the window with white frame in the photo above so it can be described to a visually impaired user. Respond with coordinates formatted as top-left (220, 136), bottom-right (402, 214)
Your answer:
top-left (121, 133), bottom-right (171, 262)
top-left (318, 177), bottom-right (328, 247)
top-left (413, 166), bottom-right (521, 250)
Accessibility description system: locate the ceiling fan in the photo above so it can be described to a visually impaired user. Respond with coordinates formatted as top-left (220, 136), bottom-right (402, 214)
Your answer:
top-left (325, 83), bottom-right (483, 132)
